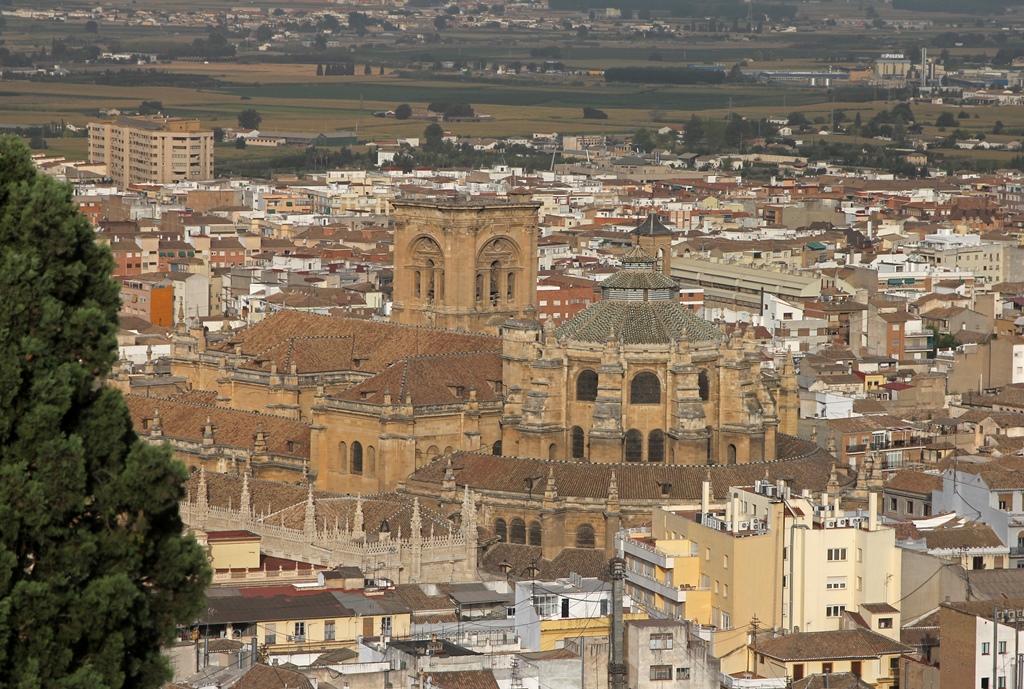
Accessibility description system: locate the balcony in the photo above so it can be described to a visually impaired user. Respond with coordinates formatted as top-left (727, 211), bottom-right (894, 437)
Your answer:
top-left (1010, 546), bottom-right (1024, 557)
top-left (871, 441), bottom-right (892, 451)
top-left (625, 567), bottom-right (709, 604)
top-left (846, 444), bottom-right (867, 454)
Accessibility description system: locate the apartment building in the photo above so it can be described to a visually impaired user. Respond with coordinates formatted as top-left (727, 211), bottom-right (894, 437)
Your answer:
top-left (625, 619), bottom-right (719, 689)
top-left (939, 599), bottom-right (1024, 689)
top-left (670, 255), bottom-right (821, 313)
top-left (88, 116), bottom-right (213, 188)
top-left (616, 481), bottom-right (901, 674)
top-left (536, 274), bottom-right (599, 324)
top-left (514, 575), bottom-right (644, 652)
top-left (914, 228), bottom-right (1024, 286)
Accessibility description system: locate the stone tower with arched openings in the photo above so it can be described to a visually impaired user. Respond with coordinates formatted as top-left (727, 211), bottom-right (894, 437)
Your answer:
top-left (391, 193), bottom-right (542, 335)
top-left (631, 212), bottom-right (674, 277)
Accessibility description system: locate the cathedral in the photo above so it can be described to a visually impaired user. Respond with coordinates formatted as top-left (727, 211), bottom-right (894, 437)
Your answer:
top-left (140, 195), bottom-right (839, 565)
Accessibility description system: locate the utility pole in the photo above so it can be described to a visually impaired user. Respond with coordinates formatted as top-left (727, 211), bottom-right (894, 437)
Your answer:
top-left (749, 614), bottom-right (761, 673)
top-left (609, 557), bottom-right (627, 689)
top-left (996, 604), bottom-right (1001, 689)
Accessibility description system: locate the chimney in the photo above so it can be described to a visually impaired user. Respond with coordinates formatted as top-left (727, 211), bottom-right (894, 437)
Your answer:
top-left (868, 492), bottom-right (878, 531)
top-left (731, 493), bottom-right (741, 534)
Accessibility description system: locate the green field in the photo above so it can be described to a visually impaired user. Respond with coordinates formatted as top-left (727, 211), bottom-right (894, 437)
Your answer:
top-left (6, 0), bottom-right (1024, 177)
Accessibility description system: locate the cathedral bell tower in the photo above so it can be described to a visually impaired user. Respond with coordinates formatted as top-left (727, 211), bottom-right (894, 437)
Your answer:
top-left (391, 192), bottom-right (542, 335)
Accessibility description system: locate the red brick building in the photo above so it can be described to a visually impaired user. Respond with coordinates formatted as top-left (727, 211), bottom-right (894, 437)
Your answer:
top-left (536, 274), bottom-right (600, 324)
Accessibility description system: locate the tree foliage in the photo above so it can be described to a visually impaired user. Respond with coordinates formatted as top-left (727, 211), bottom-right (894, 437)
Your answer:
top-left (427, 101), bottom-right (474, 119)
top-left (0, 135), bottom-right (209, 688)
top-left (394, 103), bottom-right (413, 120)
top-left (237, 108), bottom-right (262, 129)
top-left (137, 100), bottom-right (163, 116)
top-left (423, 122), bottom-right (445, 151)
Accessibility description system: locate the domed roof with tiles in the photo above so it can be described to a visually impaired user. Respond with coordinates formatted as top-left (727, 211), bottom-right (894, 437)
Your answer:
top-left (556, 244), bottom-right (723, 346)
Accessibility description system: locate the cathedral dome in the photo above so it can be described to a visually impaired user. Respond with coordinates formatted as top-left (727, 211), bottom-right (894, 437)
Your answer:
top-left (555, 243), bottom-right (724, 346)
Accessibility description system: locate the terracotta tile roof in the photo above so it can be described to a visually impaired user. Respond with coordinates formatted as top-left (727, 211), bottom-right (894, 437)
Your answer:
top-left (556, 300), bottom-right (724, 345)
top-left (334, 351), bottom-right (502, 405)
top-left (211, 665), bottom-right (315, 689)
top-left (215, 311), bottom-right (498, 375)
top-left (943, 598), bottom-right (1024, 621)
top-left (394, 583), bottom-right (457, 617)
top-left (954, 456), bottom-right (1024, 490)
top-left (407, 438), bottom-right (847, 502)
top-left (185, 472), bottom-right (456, 540)
top-left (424, 670), bottom-right (500, 689)
top-left (920, 521), bottom-right (1004, 550)
top-left (824, 415), bottom-right (915, 433)
top-left (480, 543), bottom-right (611, 581)
top-left (793, 673), bottom-right (874, 689)
top-left (201, 588), bottom-right (354, 626)
top-left (631, 213), bottom-right (674, 237)
top-left (167, 388), bottom-right (220, 405)
top-left (752, 628), bottom-right (910, 662)
top-left (966, 569), bottom-right (1024, 600)
top-left (884, 471), bottom-right (943, 496)
top-left (861, 602), bottom-right (898, 614)
top-left (599, 270), bottom-right (677, 290)
top-left (126, 395), bottom-right (311, 459)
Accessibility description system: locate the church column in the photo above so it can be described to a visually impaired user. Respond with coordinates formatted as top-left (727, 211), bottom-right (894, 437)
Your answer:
top-left (589, 331), bottom-right (625, 463)
top-left (667, 334), bottom-right (712, 465)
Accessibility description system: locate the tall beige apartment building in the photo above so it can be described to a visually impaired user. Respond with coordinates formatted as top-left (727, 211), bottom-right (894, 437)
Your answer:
top-left (88, 116), bottom-right (213, 187)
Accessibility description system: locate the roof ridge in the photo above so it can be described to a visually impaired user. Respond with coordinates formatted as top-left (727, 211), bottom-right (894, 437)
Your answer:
top-left (126, 393), bottom-right (311, 424)
top-left (402, 349), bottom-right (500, 362)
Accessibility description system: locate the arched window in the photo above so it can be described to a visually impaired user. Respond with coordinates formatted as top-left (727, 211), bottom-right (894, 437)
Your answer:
top-left (338, 442), bottom-right (347, 472)
top-left (507, 272), bottom-right (516, 303)
top-left (492, 440), bottom-right (502, 456)
top-left (548, 443), bottom-right (557, 461)
top-left (475, 273), bottom-right (484, 302)
top-left (630, 372), bottom-right (661, 404)
top-left (698, 370), bottom-right (710, 402)
top-left (443, 446), bottom-right (454, 455)
top-left (510, 518), bottom-right (526, 544)
top-left (367, 445), bottom-right (376, 476)
top-left (495, 518), bottom-right (507, 542)
top-left (427, 445), bottom-right (440, 461)
top-left (576, 369), bottom-right (599, 402)
top-left (425, 259), bottom-right (435, 304)
top-left (490, 260), bottom-right (501, 306)
top-left (529, 521), bottom-right (542, 546)
top-left (575, 523), bottom-right (596, 549)
top-left (351, 441), bottom-right (363, 474)
top-left (648, 429), bottom-right (666, 463)
top-left (414, 270), bottom-right (422, 298)
top-left (624, 429), bottom-right (644, 463)
top-left (727, 443), bottom-right (737, 465)
top-left (571, 426), bottom-right (585, 459)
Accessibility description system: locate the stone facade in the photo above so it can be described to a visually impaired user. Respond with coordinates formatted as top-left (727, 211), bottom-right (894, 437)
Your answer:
top-left (181, 468), bottom-right (481, 585)
top-left (390, 194), bottom-right (542, 335)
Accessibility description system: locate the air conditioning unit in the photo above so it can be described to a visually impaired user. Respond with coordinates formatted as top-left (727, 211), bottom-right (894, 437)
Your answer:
top-left (837, 519), bottom-right (848, 527)
top-left (738, 521), bottom-right (750, 530)
top-left (826, 520), bottom-right (836, 528)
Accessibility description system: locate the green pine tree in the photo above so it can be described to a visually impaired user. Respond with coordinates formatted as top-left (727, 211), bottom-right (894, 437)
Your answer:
top-left (0, 135), bottom-right (209, 688)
